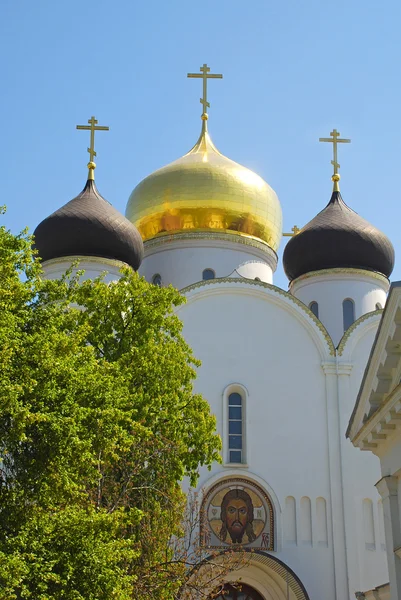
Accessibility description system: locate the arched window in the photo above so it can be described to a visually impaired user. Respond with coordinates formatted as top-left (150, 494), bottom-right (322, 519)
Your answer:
top-left (152, 273), bottom-right (162, 286)
top-left (228, 392), bottom-right (243, 464)
top-left (203, 268), bottom-right (215, 281)
top-left (309, 301), bottom-right (319, 318)
top-left (376, 302), bottom-right (383, 310)
top-left (343, 298), bottom-right (355, 331)
top-left (254, 277), bottom-right (261, 282)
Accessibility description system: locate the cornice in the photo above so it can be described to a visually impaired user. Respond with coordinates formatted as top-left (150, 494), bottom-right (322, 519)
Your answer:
top-left (321, 362), bottom-right (353, 375)
top-left (337, 309), bottom-right (383, 356)
top-left (321, 362), bottom-right (337, 375)
top-left (353, 384), bottom-right (401, 452)
top-left (181, 277), bottom-right (335, 356)
top-left (291, 268), bottom-right (389, 288)
top-left (337, 362), bottom-right (353, 375)
top-left (42, 255), bottom-right (129, 270)
top-left (347, 285), bottom-right (401, 441)
top-left (144, 230), bottom-right (277, 257)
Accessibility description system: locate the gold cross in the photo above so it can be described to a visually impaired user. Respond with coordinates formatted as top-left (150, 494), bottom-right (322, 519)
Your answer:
top-left (187, 63), bottom-right (223, 116)
top-left (76, 116), bottom-right (109, 164)
top-left (283, 225), bottom-right (300, 237)
top-left (319, 129), bottom-right (351, 175)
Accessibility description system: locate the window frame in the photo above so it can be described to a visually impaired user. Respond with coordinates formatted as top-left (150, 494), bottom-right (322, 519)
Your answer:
top-left (222, 383), bottom-right (248, 467)
top-left (342, 298), bottom-right (355, 332)
top-left (309, 301), bottom-right (319, 318)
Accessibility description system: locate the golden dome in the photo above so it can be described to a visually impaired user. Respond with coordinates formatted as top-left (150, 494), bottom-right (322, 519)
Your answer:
top-left (125, 119), bottom-right (282, 251)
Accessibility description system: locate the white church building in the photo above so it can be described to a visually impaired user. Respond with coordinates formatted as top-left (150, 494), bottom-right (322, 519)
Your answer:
top-left (33, 68), bottom-right (398, 600)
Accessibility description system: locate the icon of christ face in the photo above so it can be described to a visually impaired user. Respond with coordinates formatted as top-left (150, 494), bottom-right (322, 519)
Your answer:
top-left (226, 498), bottom-right (248, 541)
top-left (219, 489), bottom-right (256, 544)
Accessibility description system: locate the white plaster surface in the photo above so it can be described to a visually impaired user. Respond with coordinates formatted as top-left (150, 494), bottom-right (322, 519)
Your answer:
top-left (139, 237), bottom-right (276, 289)
top-left (175, 281), bottom-right (388, 600)
top-left (290, 271), bottom-right (389, 347)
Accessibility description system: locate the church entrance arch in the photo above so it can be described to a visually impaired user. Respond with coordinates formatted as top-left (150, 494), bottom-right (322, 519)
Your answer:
top-left (215, 584), bottom-right (264, 600)
top-left (214, 583), bottom-right (264, 599)
top-left (188, 550), bottom-right (310, 600)
top-left (219, 551), bottom-right (310, 600)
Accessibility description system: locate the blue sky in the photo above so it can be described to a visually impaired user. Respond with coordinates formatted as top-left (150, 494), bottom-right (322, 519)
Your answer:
top-left (1, 0), bottom-right (400, 290)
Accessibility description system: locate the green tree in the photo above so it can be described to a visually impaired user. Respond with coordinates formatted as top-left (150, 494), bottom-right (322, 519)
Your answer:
top-left (0, 215), bottom-right (221, 600)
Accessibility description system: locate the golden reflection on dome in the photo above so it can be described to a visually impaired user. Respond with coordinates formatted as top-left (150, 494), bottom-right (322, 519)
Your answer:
top-left (125, 120), bottom-right (283, 251)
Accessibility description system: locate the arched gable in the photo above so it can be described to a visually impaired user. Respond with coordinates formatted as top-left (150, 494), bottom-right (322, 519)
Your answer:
top-left (186, 550), bottom-right (310, 600)
top-left (180, 278), bottom-right (335, 360)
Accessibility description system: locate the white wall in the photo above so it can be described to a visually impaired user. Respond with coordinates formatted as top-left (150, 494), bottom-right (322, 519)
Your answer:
top-left (139, 235), bottom-right (277, 289)
top-left (178, 283), bottom-right (334, 600)
top-left (176, 281), bottom-right (388, 600)
top-left (290, 270), bottom-right (389, 347)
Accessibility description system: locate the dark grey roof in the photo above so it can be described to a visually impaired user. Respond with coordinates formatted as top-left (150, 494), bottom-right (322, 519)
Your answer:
top-left (283, 190), bottom-right (394, 281)
top-left (34, 179), bottom-right (144, 270)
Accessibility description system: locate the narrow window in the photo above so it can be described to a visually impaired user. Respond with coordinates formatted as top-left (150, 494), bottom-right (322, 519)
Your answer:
top-left (376, 302), bottom-right (382, 310)
top-left (152, 274), bottom-right (162, 286)
top-left (343, 299), bottom-right (355, 331)
top-left (228, 392), bottom-right (243, 463)
top-left (203, 268), bottom-right (215, 281)
top-left (309, 301), bottom-right (319, 318)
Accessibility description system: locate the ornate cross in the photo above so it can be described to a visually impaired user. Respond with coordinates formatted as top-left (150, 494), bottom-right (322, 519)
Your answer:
top-left (76, 116), bottom-right (109, 163)
top-left (187, 63), bottom-right (223, 116)
top-left (319, 129), bottom-right (351, 175)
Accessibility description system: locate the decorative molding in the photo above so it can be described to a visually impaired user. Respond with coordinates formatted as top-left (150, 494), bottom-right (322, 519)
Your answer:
top-left (144, 230), bottom-right (277, 257)
top-left (181, 277), bottom-right (336, 356)
top-left (347, 284), bottom-right (401, 442)
top-left (42, 255), bottom-right (129, 270)
top-left (241, 551), bottom-right (311, 600)
top-left (337, 362), bottom-right (353, 375)
top-left (321, 361), bottom-right (353, 375)
top-left (337, 310), bottom-right (383, 356)
top-left (353, 386), bottom-right (401, 452)
top-left (291, 268), bottom-right (389, 287)
top-left (321, 362), bottom-right (337, 375)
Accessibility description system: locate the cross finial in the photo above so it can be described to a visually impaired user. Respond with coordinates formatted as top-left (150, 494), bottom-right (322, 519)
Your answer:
top-left (319, 128), bottom-right (351, 191)
top-left (187, 63), bottom-right (223, 121)
top-left (76, 116), bottom-right (109, 180)
top-left (283, 225), bottom-right (300, 237)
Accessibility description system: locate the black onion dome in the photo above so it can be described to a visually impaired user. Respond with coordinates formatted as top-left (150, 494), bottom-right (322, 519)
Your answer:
top-left (34, 179), bottom-right (144, 270)
top-left (283, 190), bottom-right (394, 282)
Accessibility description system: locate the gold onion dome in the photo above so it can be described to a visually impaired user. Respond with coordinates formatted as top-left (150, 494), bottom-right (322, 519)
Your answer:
top-left (125, 117), bottom-right (283, 251)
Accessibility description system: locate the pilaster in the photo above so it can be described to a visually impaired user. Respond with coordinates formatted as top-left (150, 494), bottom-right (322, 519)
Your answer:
top-left (337, 362), bottom-right (362, 594)
top-left (376, 476), bottom-right (401, 600)
top-left (322, 361), bottom-right (350, 600)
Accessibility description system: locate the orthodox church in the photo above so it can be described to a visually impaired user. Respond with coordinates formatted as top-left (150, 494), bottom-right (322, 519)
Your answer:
top-left (33, 66), bottom-right (397, 600)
